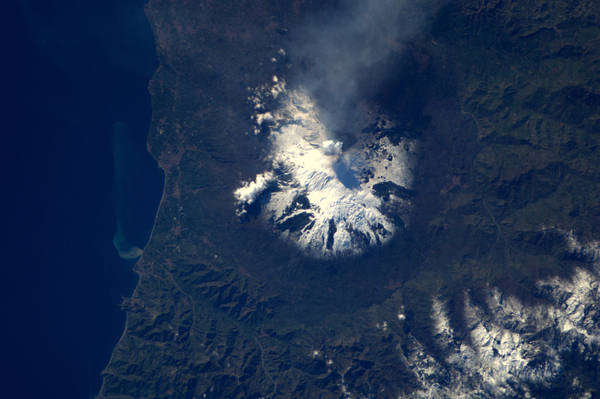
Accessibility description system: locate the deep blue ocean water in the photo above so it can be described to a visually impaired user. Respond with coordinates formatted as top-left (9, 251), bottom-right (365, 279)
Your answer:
top-left (7, 1), bottom-right (161, 397)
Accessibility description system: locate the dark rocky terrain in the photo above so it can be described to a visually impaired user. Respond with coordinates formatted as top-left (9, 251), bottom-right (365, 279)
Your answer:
top-left (98, 1), bottom-right (600, 398)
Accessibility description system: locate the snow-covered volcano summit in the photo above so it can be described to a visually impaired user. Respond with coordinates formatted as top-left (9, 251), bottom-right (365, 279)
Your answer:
top-left (235, 77), bottom-right (417, 258)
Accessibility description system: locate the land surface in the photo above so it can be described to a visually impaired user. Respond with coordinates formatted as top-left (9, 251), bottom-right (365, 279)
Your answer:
top-left (98, 1), bottom-right (600, 398)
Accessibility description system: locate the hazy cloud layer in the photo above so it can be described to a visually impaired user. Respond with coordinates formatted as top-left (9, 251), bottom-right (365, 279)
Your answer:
top-left (289, 0), bottom-right (440, 133)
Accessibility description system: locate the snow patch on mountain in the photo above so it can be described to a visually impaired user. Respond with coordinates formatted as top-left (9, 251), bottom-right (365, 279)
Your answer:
top-left (236, 77), bottom-right (416, 257)
top-left (405, 232), bottom-right (600, 398)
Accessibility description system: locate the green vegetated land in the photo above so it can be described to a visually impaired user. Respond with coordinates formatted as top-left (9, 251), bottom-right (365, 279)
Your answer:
top-left (98, 1), bottom-right (600, 398)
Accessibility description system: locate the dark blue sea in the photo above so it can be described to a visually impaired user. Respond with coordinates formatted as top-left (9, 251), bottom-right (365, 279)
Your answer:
top-left (7, 1), bottom-right (161, 397)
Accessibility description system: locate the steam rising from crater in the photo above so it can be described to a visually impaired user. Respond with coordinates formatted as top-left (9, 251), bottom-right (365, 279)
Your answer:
top-left (236, 81), bottom-right (416, 257)
top-left (288, 0), bottom-right (439, 139)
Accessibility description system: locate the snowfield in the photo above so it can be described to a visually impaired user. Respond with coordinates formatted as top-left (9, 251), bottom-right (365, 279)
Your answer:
top-left (235, 77), bottom-right (416, 258)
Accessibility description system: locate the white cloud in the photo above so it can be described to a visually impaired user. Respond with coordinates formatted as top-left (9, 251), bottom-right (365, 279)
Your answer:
top-left (321, 139), bottom-right (343, 156)
top-left (255, 112), bottom-right (273, 126)
top-left (234, 171), bottom-right (275, 214)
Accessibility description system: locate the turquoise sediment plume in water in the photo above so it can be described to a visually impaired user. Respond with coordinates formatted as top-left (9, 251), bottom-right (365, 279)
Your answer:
top-left (112, 121), bottom-right (162, 261)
